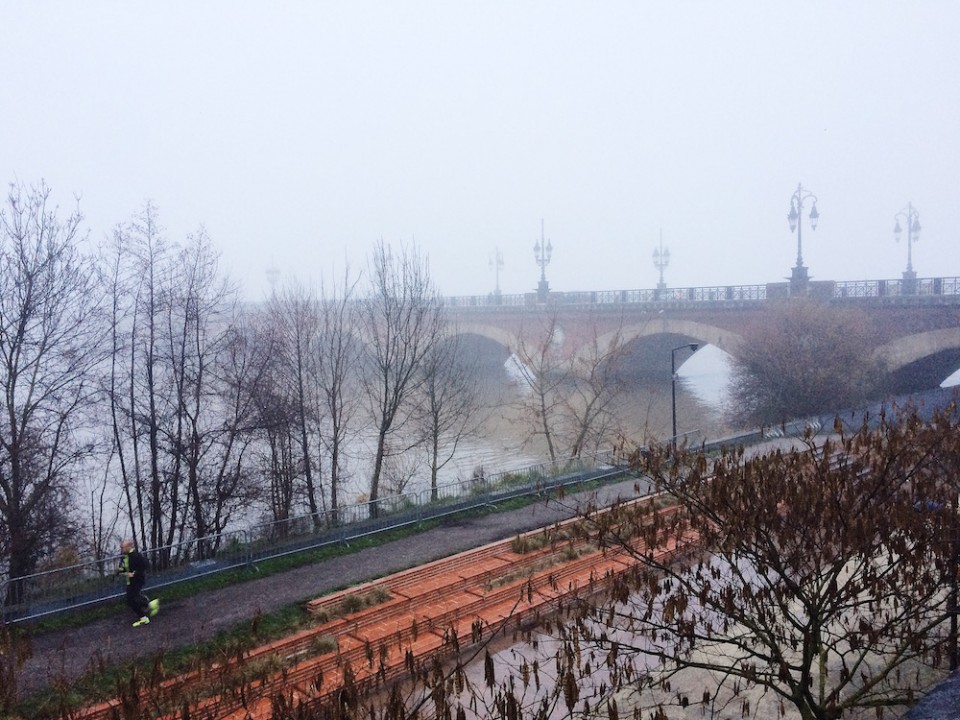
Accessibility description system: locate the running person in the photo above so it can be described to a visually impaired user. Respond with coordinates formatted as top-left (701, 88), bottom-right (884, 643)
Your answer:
top-left (118, 539), bottom-right (159, 627)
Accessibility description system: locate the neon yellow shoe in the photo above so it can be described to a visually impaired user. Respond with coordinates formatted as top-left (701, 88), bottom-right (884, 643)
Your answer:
top-left (148, 598), bottom-right (160, 617)
top-left (133, 616), bottom-right (150, 627)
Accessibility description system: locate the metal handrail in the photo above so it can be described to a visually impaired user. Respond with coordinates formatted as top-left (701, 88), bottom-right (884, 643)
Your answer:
top-left (440, 276), bottom-right (960, 310)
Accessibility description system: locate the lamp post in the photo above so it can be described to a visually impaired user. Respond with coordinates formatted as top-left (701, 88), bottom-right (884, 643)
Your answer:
top-left (671, 343), bottom-right (699, 450)
top-left (653, 229), bottom-right (670, 296)
top-left (533, 219), bottom-right (552, 303)
top-left (490, 246), bottom-right (504, 299)
top-left (787, 183), bottom-right (820, 293)
top-left (894, 202), bottom-right (921, 293)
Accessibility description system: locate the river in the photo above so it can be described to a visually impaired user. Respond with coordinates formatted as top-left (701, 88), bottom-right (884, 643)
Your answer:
top-left (336, 343), bottom-right (736, 504)
top-left (328, 340), bottom-right (960, 508)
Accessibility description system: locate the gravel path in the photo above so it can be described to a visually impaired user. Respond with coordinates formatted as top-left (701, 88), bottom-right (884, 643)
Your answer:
top-left (18, 477), bottom-right (647, 702)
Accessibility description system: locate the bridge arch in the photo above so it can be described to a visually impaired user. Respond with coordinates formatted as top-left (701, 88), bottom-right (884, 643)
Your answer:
top-left (452, 318), bottom-right (745, 366)
top-left (451, 322), bottom-right (515, 353)
top-left (874, 328), bottom-right (960, 373)
top-left (592, 318), bottom-right (743, 364)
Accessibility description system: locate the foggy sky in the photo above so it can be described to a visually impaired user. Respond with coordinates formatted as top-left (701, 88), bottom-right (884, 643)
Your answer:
top-left (2, 1), bottom-right (958, 300)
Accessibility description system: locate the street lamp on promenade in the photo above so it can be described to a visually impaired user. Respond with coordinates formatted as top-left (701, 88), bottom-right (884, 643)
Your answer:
top-left (894, 202), bottom-right (921, 293)
top-left (787, 183), bottom-right (820, 293)
top-left (534, 219), bottom-right (552, 303)
top-left (671, 343), bottom-right (699, 451)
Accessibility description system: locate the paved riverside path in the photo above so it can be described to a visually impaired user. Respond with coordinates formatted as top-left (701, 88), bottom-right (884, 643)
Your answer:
top-left (18, 474), bottom-right (653, 701)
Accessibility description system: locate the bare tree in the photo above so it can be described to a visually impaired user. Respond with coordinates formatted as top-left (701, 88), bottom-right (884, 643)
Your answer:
top-left (105, 205), bottom-right (250, 562)
top-left (561, 317), bottom-right (629, 459)
top-left (85, 459), bottom-right (120, 572)
top-left (265, 281), bottom-right (325, 520)
top-left (575, 405), bottom-right (959, 720)
top-left (247, 271), bottom-right (360, 526)
top-left (359, 240), bottom-right (444, 514)
top-left (510, 310), bottom-right (568, 463)
top-left (730, 298), bottom-right (883, 426)
top-left (105, 201), bottom-right (171, 555)
top-left (0, 181), bottom-right (106, 603)
top-left (240, 304), bottom-right (300, 526)
top-left (163, 233), bottom-right (258, 550)
top-left (415, 330), bottom-right (484, 500)
top-left (511, 310), bottom-right (628, 462)
top-left (317, 267), bottom-right (361, 518)
top-left (252, 370), bottom-right (300, 523)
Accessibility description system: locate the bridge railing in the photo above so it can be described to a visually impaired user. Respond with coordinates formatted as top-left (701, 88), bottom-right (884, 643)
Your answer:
top-left (441, 293), bottom-right (529, 309)
top-left (833, 277), bottom-right (960, 299)
top-left (441, 276), bottom-right (960, 310)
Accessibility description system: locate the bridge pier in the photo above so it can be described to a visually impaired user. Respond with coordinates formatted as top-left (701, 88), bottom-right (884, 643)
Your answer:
top-left (902, 269), bottom-right (918, 296)
top-left (536, 279), bottom-right (550, 303)
top-left (790, 265), bottom-right (810, 296)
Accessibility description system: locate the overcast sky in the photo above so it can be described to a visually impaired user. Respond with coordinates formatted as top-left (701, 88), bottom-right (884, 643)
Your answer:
top-left (2, 1), bottom-right (958, 300)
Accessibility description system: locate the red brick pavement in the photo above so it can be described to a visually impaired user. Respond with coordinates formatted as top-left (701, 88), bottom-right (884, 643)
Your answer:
top-left (74, 499), bottom-right (693, 720)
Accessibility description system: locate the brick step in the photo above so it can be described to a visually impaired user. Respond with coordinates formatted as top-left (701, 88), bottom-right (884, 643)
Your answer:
top-left (303, 497), bottom-right (642, 618)
top-left (78, 541), bottom-right (651, 720)
top-left (305, 540), bottom-right (509, 614)
top-left (302, 535), bottom-right (604, 645)
top-left (300, 531), bottom-right (613, 660)
top-left (220, 546), bottom-right (654, 719)
top-left (305, 518), bottom-right (599, 618)
top-left (269, 534), bottom-right (697, 720)
top-left (189, 535), bottom-right (688, 720)
top-left (166, 546), bottom-right (637, 720)
top-left (76, 497), bottom-right (681, 720)
top-left (88, 556), bottom-right (576, 720)
top-left (395, 547), bottom-right (638, 642)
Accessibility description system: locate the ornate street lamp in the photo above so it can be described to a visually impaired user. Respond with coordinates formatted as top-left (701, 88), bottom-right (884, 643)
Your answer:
top-left (533, 219), bottom-right (552, 303)
top-left (671, 343), bottom-right (699, 451)
top-left (490, 247), bottom-right (504, 299)
top-left (894, 202), bottom-right (921, 292)
top-left (787, 183), bottom-right (819, 292)
top-left (653, 229), bottom-right (670, 294)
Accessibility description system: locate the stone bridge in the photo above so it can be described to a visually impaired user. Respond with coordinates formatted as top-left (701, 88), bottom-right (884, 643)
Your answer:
top-left (441, 276), bottom-right (960, 391)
